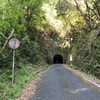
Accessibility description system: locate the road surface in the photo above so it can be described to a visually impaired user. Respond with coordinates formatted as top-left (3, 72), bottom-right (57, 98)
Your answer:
top-left (30, 64), bottom-right (100, 100)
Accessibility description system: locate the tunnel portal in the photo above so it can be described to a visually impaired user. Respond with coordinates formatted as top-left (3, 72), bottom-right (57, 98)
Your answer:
top-left (53, 54), bottom-right (63, 64)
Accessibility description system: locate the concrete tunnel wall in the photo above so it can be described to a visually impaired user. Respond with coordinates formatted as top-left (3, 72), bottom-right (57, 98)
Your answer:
top-left (53, 54), bottom-right (63, 64)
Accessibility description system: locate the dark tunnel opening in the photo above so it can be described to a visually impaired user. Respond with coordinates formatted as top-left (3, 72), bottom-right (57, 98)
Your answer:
top-left (53, 54), bottom-right (63, 64)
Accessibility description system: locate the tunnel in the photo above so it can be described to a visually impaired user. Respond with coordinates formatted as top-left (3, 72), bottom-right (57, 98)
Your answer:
top-left (53, 54), bottom-right (63, 64)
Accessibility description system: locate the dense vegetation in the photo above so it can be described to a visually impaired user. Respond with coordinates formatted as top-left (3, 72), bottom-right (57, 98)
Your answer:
top-left (0, 0), bottom-right (49, 99)
top-left (0, 0), bottom-right (100, 99)
top-left (59, 0), bottom-right (100, 78)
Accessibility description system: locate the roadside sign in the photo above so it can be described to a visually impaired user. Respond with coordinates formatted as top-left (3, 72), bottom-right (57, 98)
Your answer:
top-left (9, 38), bottom-right (20, 49)
top-left (70, 54), bottom-right (72, 61)
top-left (8, 38), bottom-right (20, 84)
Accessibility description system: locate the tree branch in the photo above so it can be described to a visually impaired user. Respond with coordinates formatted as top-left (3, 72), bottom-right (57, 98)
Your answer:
top-left (0, 28), bottom-right (14, 53)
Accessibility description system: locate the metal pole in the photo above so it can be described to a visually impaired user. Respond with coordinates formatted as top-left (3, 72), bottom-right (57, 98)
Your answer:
top-left (12, 49), bottom-right (15, 84)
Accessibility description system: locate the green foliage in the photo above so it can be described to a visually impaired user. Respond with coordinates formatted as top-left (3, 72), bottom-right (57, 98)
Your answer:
top-left (0, 0), bottom-right (48, 68)
top-left (55, 0), bottom-right (100, 79)
top-left (0, 1), bottom-right (48, 99)
top-left (0, 1), bottom-right (100, 100)
top-left (72, 28), bottom-right (100, 78)
top-left (0, 64), bottom-right (46, 100)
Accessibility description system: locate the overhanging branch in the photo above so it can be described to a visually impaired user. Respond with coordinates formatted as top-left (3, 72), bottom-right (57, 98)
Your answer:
top-left (0, 28), bottom-right (14, 53)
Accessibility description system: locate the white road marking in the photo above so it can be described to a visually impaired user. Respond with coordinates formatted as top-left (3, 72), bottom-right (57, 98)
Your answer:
top-left (84, 78), bottom-right (100, 88)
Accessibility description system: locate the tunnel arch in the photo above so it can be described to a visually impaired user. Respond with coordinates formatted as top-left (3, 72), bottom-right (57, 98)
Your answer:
top-left (53, 54), bottom-right (63, 64)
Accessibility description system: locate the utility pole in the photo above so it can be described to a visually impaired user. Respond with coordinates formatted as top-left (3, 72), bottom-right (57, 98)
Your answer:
top-left (67, 26), bottom-right (73, 67)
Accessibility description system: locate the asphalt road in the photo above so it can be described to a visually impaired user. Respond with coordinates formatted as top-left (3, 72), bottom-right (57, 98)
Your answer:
top-left (30, 64), bottom-right (100, 100)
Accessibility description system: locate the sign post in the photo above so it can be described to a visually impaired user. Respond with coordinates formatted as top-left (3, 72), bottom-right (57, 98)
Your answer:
top-left (8, 38), bottom-right (20, 84)
top-left (12, 49), bottom-right (15, 84)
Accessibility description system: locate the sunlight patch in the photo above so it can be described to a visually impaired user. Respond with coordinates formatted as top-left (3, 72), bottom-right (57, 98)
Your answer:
top-left (42, 3), bottom-right (66, 37)
top-left (69, 88), bottom-right (89, 94)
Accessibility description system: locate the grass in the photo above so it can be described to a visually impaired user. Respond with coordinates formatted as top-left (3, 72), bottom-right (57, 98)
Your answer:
top-left (0, 63), bottom-right (46, 100)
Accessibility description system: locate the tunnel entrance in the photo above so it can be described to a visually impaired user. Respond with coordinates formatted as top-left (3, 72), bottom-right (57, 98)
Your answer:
top-left (53, 54), bottom-right (63, 64)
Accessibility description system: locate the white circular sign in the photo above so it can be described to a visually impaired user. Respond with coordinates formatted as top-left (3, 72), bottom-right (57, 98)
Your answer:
top-left (9, 38), bottom-right (20, 49)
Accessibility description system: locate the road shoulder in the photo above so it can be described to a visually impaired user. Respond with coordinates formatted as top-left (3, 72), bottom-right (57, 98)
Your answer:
top-left (15, 71), bottom-right (44, 100)
top-left (64, 64), bottom-right (100, 88)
